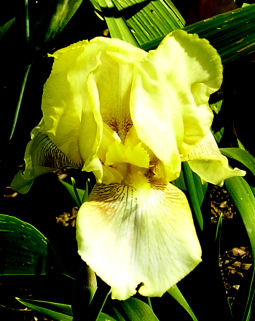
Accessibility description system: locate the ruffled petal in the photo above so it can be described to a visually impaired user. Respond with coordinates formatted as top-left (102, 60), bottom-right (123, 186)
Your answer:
top-left (41, 37), bottom-right (146, 180)
top-left (79, 74), bottom-right (103, 181)
top-left (105, 141), bottom-right (150, 168)
top-left (76, 179), bottom-right (201, 300)
top-left (88, 37), bottom-right (146, 142)
top-left (130, 59), bottom-right (182, 182)
top-left (131, 30), bottom-right (222, 180)
top-left (183, 132), bottom-right (246, 186)
top-left (41, 39), bottom-right (100, 164)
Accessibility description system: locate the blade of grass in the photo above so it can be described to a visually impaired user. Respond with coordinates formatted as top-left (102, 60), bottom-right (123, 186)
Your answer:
top-left (44, 0), bottom-right (83, 42)
top-left (182, 162), bottom-right (204, 231)
top-left (9, 64), bottom-right (31, 141)
top-left (168, 285), bottom-right (198, 321)
top-left (215, 214), bottom-right (223, 265)
top-left (0, 17), bottom-right (15, 39)
top-left (59, 178), bottom-right (89, 207)
top-left (25, 0), bottom-right (30, 43)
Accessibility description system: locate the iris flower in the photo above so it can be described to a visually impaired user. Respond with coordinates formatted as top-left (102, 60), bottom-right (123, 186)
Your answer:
top-left (12, 30), bottom-right (245, 300)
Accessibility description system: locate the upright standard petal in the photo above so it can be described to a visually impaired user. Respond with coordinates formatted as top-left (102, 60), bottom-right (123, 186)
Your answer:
top-left (76, 178), bottom-right (201, 300)
top-left (130, 30), bottom-right (223, 181)
top-left (183, 132), bottom-right (246, 185)
top-left (40, 37), bottom-right (147, 182)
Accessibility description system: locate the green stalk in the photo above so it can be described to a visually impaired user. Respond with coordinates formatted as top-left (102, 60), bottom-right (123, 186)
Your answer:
top-left (182, 162), bottom-right (204, 231)
top-left (9, 64), bottom-right (31, 141)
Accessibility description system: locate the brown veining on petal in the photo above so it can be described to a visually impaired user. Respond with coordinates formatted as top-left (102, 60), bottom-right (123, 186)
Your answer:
top-left (31, 132), bottom-right (82, 170)
top-left (105, 115), bottom-right (133, 142)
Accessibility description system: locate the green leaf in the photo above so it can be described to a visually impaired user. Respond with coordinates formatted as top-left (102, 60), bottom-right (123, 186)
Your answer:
top-left (91, 0), bottom-right (139, 45)
top-left (168, 285), bottom-right (198, 321)
top-left (91, 0), bottom-right (184, 46)
top-left (16, 298), bottom-right (73, 321)
top-left (224, 177), bottom-right (255, 321)
top-left (114, 297), bottom-right (159, 321)
top-left (215, 214), bottom-right (223, 265)
top-left (182, 162), bottom-right (205, 231)
top-left (220, 148), bottom-right (255, 176)
top-left (184, 4), bottom-right (255, 64)
top-left (97, 313), bottom-right (118, 321)
top-left (17, 297), bottom-right (117, 321)
top-left (0, 17), bottom-right (15, 39)
top-left (25, 0), bottom-right (30, 43)
top-left (9, 64), bottom-right (31, 141)
top-left (141, 4), bottom-right (255, 65)
top-left (44, 0), bottom-right (83, 42)
top-left (0, 215), bottom-right (48, 275)
top-left (59, 178), bottom-right (89, 207)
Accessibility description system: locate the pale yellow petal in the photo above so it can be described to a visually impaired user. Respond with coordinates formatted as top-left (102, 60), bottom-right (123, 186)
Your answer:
top-left (41, 37), bottom-right (146, 167)
top-left (101, 165), bottom-right (124, 185)
top-left (105, 141), bottom-right (150, 168)
top-left (89, 37), bottom-right (146, 142)
top-left (149, 29), bottom-right (222, 146)
top-left (130, 63), bottom-right (182, 181)
top-left (79, 74), bottom-right (103, 181)
top-left (41, 40), bottom-right (100, 164)
top-left (183, 132), bottom-right (246, 185)
top-left (76, 180), bottom-right (201, 300)
top-left (131, 30), bottom-right (222, 180)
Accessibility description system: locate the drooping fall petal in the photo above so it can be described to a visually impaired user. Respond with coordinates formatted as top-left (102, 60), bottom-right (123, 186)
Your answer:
top-left (11, 127), bottom-right (80, 194)
top-left (76, 178), bottom-right (201, 300)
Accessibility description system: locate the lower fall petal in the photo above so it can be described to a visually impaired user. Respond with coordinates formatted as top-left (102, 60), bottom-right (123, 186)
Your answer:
top-left (76, 181), bottom-right (201, 300)
top-left (11, 128), bottom-right (81, 193)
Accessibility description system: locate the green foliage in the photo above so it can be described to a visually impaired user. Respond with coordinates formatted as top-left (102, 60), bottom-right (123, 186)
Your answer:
top-left (168, 286), bottom-right (198, 321)
top-left (16, 298), bottom-right (73, 321)
top-left (59, 177), bottom-right (90, 207)
top-left (221, 148), bottom-right (255, 177)
top-left (90, 0), bottom-right (184, 46)
top-left (0, 17), bottom-right (15, 40)
top-left (182, 162), bottom-right (206, 231)
top-left (113, 297), bottom-right (159, 321)
top-left (0, 214), bottom-right (49, 275)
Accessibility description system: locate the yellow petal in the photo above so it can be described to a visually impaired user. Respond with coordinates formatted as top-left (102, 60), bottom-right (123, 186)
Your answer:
top-left (87, 37), bottom-right (146, 142)
top-left (101, 165), bottom-right (124, 185)
top-left (79, 74), bottom-right (103, 181)
top-left (41, 40), bottom-right (98, 164)
top-left (41, 36), bottom-right (146, 180)
top-left (76, 179), bottom-right (201, 300)
top-left (130, 30), bottom-right (222, 181)
top-left (105, 141), bottom-right (150, 168)
top-left (183, 132), bottom-right (246, 186)
top-left (130, 62), bottom-right (182, 181)
top-left (151, 30), bottom-right (222, 146)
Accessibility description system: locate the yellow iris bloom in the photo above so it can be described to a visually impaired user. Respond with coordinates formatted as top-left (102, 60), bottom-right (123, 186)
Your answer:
top-left (12, 30), bottom-right (245, 300)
